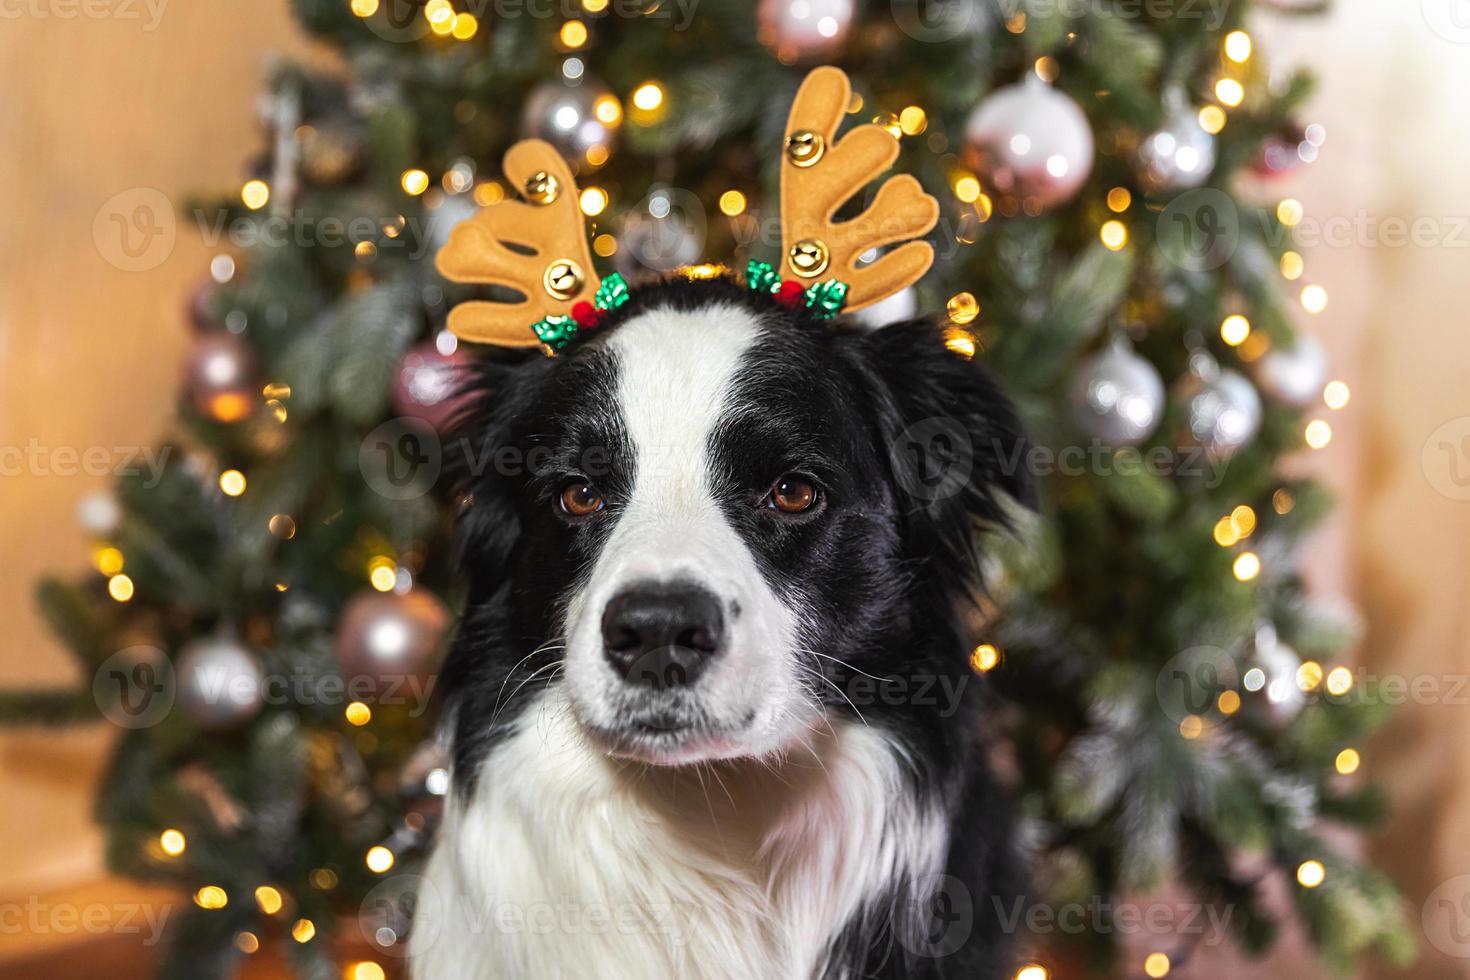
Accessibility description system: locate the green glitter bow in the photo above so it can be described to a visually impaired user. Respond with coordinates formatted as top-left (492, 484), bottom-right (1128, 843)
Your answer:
top-left (530, 272), bottom-right (632, 352)
top-left (744, 260), bottom-right (850, 319)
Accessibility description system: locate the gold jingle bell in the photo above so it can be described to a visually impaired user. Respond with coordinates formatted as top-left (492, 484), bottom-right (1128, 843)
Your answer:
top-left (787, 238), bottom-right (830, 279)
top-left (785, 129), bottom-right (825, 168)
top-left (543, 259), bottom-right (584, 300)
top-left (524, 170), bottom-right (560, 205)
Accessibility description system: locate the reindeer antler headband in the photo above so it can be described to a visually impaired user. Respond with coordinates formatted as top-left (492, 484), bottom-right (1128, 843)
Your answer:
top-left (436, 66), bottom-right (939, 352)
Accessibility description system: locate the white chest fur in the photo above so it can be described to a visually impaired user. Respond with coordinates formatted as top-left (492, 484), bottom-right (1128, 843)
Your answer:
top-left (409, 687), bottom-right (945, 980)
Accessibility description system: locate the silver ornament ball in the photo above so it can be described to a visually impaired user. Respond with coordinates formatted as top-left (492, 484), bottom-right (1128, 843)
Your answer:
top-left (334, 589), bottom-right (450, 686)
top-left (176, 636), bottom-right (266, 731)
top-left (757, 0), bottom-right (855, 60)
top-left (522, 79), bottom-right (619, 161)
top-left (963, 77), bottom-right (1094, 210)
top-left (1177, 366), bottom-right (1262, 459)
top-left (1069, 342), bottom-right (1166, 447)
top-left (1254, 333), bottom-right (1327, 407)
top-left (185, 333), bottom-right (260, 424)
top-left (1138, 102), bottom-right (1217, 191)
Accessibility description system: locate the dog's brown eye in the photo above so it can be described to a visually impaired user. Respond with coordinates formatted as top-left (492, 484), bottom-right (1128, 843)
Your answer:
top-left (768, 475), bottom-right (818, 514)
top-left (559, 482), bottom-right (604, 517)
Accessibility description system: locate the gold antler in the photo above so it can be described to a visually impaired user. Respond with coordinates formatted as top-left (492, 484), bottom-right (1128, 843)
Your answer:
top-left (780, 67), bottom-right (939, 312)
top-left (436, 139), bottom-right (598, 347)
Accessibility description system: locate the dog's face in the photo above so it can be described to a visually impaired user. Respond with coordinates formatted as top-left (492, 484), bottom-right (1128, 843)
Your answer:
top-left (444, 277), bottom-right (1029, 774)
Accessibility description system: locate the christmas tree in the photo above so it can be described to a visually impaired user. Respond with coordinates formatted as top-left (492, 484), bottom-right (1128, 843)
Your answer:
top-left (2, 0), bottom-right (1413, 976)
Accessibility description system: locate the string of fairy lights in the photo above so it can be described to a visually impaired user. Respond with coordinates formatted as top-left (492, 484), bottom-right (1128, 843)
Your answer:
top-left (86, 2), bottom-right (1367, 976)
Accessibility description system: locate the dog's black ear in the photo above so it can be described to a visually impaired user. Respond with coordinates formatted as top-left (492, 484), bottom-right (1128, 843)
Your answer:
top-left (443, 350), bottom-right (554, 602)
top-left (848, 315), bottom-right (1034, 578)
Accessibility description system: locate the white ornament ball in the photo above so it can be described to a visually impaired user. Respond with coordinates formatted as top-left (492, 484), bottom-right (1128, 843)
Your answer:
top-left (758, 0), bottom-right (855, 60)
top-left (176, 636), bottom-right (266, 731)
top-left (964, 77), bottom-right (1094, 210)
top-left (1138, 103), bottom-right (1217, 191)
top-left (1254, 333), bottom-right (1327, 407)
top-left (76, 491), bottom-right (123, 537)
top-left (1069, 342), bottom-right (1166, 447)
top-left (851, 286), bottom-right (918, 331)
top-left (1178, 366), bottom-right (1262, 459)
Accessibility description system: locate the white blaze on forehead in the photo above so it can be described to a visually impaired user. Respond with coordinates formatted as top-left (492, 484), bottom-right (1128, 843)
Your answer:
top-left (605, 302), bottom-right (763, 512)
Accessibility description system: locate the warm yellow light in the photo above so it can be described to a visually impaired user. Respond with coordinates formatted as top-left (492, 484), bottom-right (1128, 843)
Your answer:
top-left (269, 514), bottom-right (297, 539)
top-left (1233, 552), bottom-right (1261, 582)
top-left (451, 12), bottom-right (478, 39)
top-left (1273, 488), bottom-right (1295, 515)
top-left (219, 469), bottom-right (247, 496)
top-left (1335, 748), bottom-right (1361, 775)
top-left (241, 180), bottom-right (270, 211)
top-left (1277, 198), bottom-right (1304, 227)
top-left (401, 169), bottom-right (430, 196)
top-left (583, 0), bottom-right (609, 9)
top-left (195, 886), bottom-right (229, 910)
top-left (1297, 860), bottom-right (1326, 889)
top-left (1180, 714), bottom-right (1204, 739)
top-left (1297, 660), bottom-right (1324, 692)
top-left (718, 190), bottom-right (747, 216)
top-left (160, 829), bottom-right (187, 856)
top-left (585, 144), bottom-right (610, 167)
top-left (593, 233), bottom-right (618, 257)
top-left (1280, 250), bottom-right (1304, 280)
top-left (1106, 186), bottom-right (1132, 212)
top-left (899, 105), bottom-right (928, 136)
top-left (255, 885), bottom-right (284, 916)
top-left (1224, 30), bottom-right (1252, 62)
top-left (1144, 951), bottom-right (1172, 978)
top-left (971, 643), bottom-right (1001, 673)
top-left (1301, 284), bottom-right (1328, 314)
top-left (631, 81), bottom-right (665, 112)
top-left (1016, 965), bottom-right (1049, 980)
top-left (683, 263), bottom-right (725, 281)
top-left (1305, 419), bottom-right (1333, 449)
top-left (1323, 380), bottom-right (1351, 410)
top-left (1034, 55), bottom-right (1060, 82)
top-left (95, 546), bottom-right (126, 576)
top-left (292, 918), bottom-right (317, 943)
top-left (1215, 78), bottom-right (1245, 107)
top-left (366, 846), bottom-right (395, 874)
top-left (108, 574), bottom-right (135, 602)
top-left (559, 20), bottom-right (588, 48)
top-left (954, 175), bottom-right (981, 203)
top-left (1198, 105), bottom-right (1227, 135)
top-left (350, 0), bottom-right (379, 17)
top-left (579, 186), bottom-right (608, 216)
top-left (369, 564), bottom-right (397, 593)
top-left (947, 291), bottom-right (980, 325)
top-left (593, 94), bottom-right (622, 125)
top-left (945, 329), bottom-right (977, 359)
top-left (474, 181), bottom-right (505, 207)
top-left (1325, 666), bottom-right (1354, 696)
top-left (1100, 220), bottom-right (1128, 251)
top-left (1213, 517), bottom-right (1239, 547)
top-left (1218, 690), bottom-right (1241, 715)
top-left (349, 964), bottom-right (387, 980)
top-left (236, 931), bottom-right (260, 954)
top-left (1230, 504), bottom-right (1257, 538)
top-left (345, 701), bottom-right (373, 726)
top-left (1220, 314), bottom-right (1251, 346)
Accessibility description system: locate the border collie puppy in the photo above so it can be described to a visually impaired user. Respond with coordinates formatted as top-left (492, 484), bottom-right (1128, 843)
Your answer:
top-left (410, 275), bottom-right (1032, 979)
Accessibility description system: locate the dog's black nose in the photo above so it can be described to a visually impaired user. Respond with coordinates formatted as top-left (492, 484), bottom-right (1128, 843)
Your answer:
top-left (601, 583), bottom-right (725, 689)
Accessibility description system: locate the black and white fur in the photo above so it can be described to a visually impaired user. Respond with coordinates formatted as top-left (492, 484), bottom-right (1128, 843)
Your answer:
top-left (411, 276), bottom-right (1032, 979)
